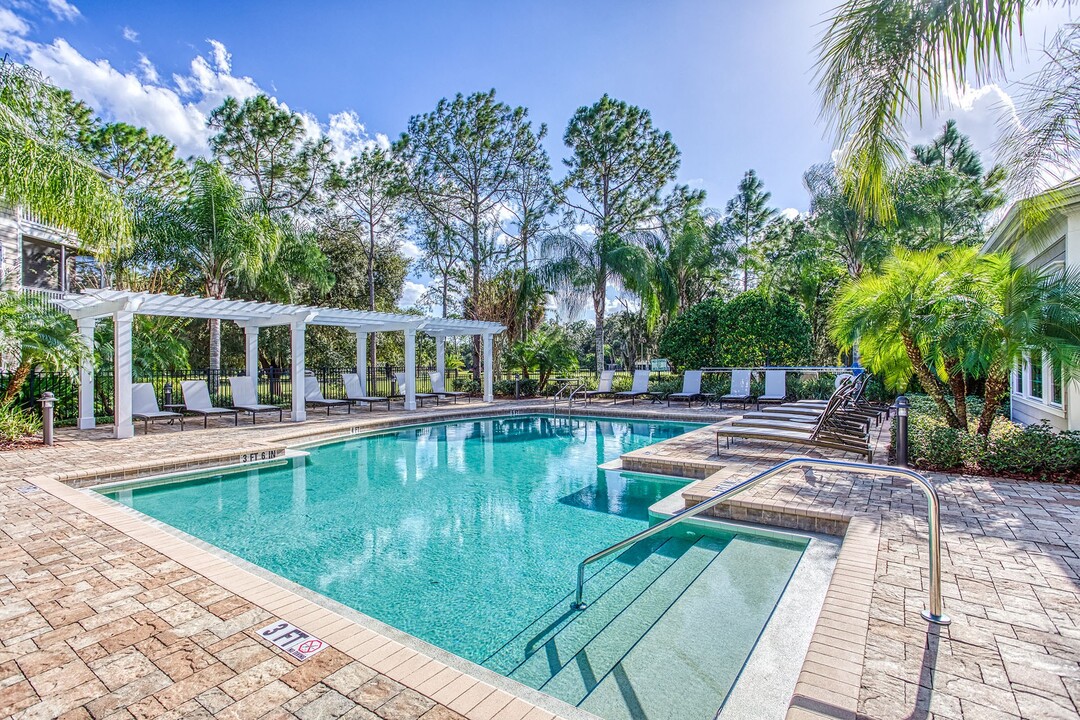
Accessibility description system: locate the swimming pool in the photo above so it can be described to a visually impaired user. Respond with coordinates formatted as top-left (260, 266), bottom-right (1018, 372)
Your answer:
top-left (102, 415), bottom-right (812, 720)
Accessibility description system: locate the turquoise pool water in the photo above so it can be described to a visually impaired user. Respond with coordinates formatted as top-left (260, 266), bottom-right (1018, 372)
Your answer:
top-left (102, 415), bottom-right (808, 720)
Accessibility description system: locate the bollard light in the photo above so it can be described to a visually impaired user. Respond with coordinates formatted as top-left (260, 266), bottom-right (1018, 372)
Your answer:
top-left (514, 373), bottom-right (521, 400)
top-left (895, 394), bottom-right (909, 467)
top-left (163, 381), bottom-right (173, 407)
top-left (39, 391), bottom-right (55, 446)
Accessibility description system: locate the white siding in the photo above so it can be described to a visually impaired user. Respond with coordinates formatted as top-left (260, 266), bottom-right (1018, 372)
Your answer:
top-left (0, 206), bottom-right (18, 290)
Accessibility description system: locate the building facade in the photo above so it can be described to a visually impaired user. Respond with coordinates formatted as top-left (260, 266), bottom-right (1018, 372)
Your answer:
top-left (0, 205), bottom-right (88, 299)
top-left (983, 180), bottom-right (1080, 431)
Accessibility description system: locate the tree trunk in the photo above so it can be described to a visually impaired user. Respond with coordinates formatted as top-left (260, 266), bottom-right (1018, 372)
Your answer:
top-left (209, 318), bottom-right (221, 372)
top-left (944, 357), bottom-right (968, 428)
top-left (594, 285), bottom-right (605, 374)
top-left (471, 214), bottom-right (481, 381)
top-left (977, 366), bottom-right (1008, 435)
top-left (902, 332), bottom-right (962, 428)
top-left (0, 361), bottom-right (32, 406)
top-left (368, 227), bottom-right (378, 372)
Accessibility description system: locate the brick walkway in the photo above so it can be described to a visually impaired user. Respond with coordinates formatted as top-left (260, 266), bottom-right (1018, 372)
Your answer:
top-left (2, 402), bottom-right (1078, 719)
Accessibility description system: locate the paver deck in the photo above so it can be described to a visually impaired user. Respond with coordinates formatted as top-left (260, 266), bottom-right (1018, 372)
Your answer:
top-left (1, 400), bottom-right (1078, 720)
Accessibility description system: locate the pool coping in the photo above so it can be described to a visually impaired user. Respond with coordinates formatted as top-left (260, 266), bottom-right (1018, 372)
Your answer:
top-left (35, 403), bottom-right (875, 720)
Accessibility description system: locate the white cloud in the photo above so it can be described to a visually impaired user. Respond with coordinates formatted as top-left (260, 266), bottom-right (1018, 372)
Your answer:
top-left (400, 239), bottom-right (422, 260)
top-left (400, 280), bottom-right (427, 310)
top-left (779, 207), bottom-right (799, 220)
top-left (907, 83), bottom-right (1021, 165)
top-left (121, 25), bottom-right (137, 42)
top-left (0, 7), bottom-right (30, 41)
top-left (206, 39), bottom-right (231, 74)
top-left (44, 0), bottom-right (79, 21)
top-left (136, 54), bottom-right (158, 83)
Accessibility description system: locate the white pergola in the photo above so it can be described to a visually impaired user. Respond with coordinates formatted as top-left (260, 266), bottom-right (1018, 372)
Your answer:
top-left (58, 289), bottom-right (505, 439)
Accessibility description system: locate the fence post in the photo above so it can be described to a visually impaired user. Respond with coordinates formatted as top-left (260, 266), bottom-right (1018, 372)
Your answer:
top-left (894, 395), bottom-right (909, 467)
top-left (39, 392), bottom-right (55, 446)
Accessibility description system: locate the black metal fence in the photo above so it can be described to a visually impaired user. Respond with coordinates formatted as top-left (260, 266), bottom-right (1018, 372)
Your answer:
top-left (1, 365), bottom-right (864, 426)
top-left (0, 366), bottom-right (474, 425)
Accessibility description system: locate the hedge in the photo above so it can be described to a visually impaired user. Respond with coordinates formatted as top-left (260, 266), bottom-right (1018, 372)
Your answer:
top-left (903, 395), bottom-right (1080, 482)
top-left (658, 290), bottom-right (813, 370)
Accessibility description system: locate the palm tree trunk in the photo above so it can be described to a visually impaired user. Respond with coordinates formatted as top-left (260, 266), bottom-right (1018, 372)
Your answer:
top-left (902, 332), bottom-right (962, 428)
top-left (209, 318), bottom-right (221, 373)
top-left (977, 366), bottom-right (1008, 435)
top-left (0, 362), bottom-right (32, 406)
top-left (944, 357), bottom-right (968, 428)
top-left (593, 286), bottom-right (605, 374)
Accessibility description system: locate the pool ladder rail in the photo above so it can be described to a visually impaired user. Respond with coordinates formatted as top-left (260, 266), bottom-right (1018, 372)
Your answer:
top-left (572, 457), bottom-right (951, 628)
top-left (552, 378), bottom-right (588, 414)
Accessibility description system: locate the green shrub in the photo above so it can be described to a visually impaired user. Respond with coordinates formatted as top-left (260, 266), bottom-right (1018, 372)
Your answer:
top-left (0, 404), bottom-right (41, 443)
top-left (659, 290), bottom-right (813, 370)
top-left (452, 377), bottom-right (480, 394)
top-left (904, 395), bottom-right (1080, 480)
top-left (493, 378), bottom-right (540, 397)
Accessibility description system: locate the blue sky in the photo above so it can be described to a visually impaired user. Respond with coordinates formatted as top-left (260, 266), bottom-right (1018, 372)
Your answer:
top-left (0, 0), bottom-right (1074, 309)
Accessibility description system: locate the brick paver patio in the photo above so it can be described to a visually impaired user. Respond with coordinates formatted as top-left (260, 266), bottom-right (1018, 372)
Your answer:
top-left (1, 400), bottom-right (1078, 720)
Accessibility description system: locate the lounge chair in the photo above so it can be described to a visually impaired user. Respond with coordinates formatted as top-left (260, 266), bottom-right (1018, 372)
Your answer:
top-left (343, 373), bottom-right (390, 411)
top-left (304, 376), bottom-right (351, 415)
top-left (131, 382), bottom-right (184, 434)
top-left (756, 370), bottom-right (787, 407)
top-left (228, 377), bottom-right (282, 424)
top-left (667, 370), bottom-right (711, 407)
top-left (717, 369), bottom-right (756, 410)
top-left (180, 380), bottom-right (239, 428)
top-left (583, 370), bottom-right (616, 405)
top-left (715, 390), bottom-right (873, 461)
top-left (392, 372), bottom-right (439, 407)
top-left (613, 370), bottom-right (653, 405)
top-left (430, 371), bottom-right (470, 404)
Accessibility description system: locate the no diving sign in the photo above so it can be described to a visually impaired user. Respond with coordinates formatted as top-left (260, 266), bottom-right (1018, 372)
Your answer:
top-left (257, 620), bottom-right (328, 661)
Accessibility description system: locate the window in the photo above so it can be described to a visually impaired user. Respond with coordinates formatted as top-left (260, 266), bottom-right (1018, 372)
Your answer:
top-left (1032, 357), bottom-right (1044, 400)
top-left (20, 236), bottom-right (65, 291)
top-left (1013, 362), bottom-right (1023, 395)
top-left (1051, 359), bottom-right (1063, 406)
top-left (1021, 357), bottom-right (1030, 397)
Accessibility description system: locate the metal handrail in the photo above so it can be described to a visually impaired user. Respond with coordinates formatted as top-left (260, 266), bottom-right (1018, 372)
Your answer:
top-left (572, 457), bottom-right (951, 626)
top-left (552, 378), bottom-right (585, 413)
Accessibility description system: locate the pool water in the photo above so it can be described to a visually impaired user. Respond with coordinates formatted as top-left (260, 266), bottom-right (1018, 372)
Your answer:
top-left (103, 415), bottom-right (808, 720)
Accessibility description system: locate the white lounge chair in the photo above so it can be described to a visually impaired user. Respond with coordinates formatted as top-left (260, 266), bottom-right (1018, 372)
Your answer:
top-left (304, 376), bottom-right (351, 415)
top-left (342, 373), bottom-right (390, 411)
top-left (430, 371), bottom-right (470, 403)
top-left (228, 376), bottom-right (282, 423)
top-left (667, 370), bottom-right (713, 407)
top-left (717, 369), bottom-right (756, 410)
top-left (180, 380), bottom-right (239, 428)
top-left (756, 370), bottom-right (788, 407)
top-left (131, 382), bottom-right (184, 434)
top-left (583, 370), bottom-right (616, 405)
top-left (392, 372), bottom-right (439, 407)
top-left (613, 370), bottom-right (653, 405)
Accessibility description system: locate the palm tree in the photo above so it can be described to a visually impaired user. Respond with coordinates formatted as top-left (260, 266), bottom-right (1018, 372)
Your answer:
top-left (0, 59), bottom-right (129, 250)
top-left (140, 159), bottom-right (279, 370)
top-left (829, 247), bottom-right (964, 427)
top-left (0, 292), bottom-right (89, 406)
top-left (649, 206), bottom-right (732, 318)
top-left (956, 251), bottom-right (1080, 434)
top-left (815, 0), bottom-right (1077, 220)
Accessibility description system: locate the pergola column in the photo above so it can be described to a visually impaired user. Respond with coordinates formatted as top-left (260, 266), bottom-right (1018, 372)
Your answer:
top-left (435, 336), bottom-right (445, 381)
top-left (404, 328), bottom-right (417, 411)
top-left (244, 326), bottom-right (259, 383)
top-left (76, 317), bottom-right (96, 430)
top-left (113, 310), bottom-right (134, 439)
top-left (291, 320), bottom-right (307, 422)
top-left (482, 332), bottom-right (494, 403)
top-left (355, 331), bottom-right (368, 394)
